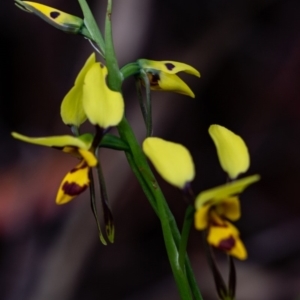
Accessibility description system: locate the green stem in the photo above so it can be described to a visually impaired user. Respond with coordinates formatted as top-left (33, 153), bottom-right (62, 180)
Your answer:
top-left (117, 117), bottom-right (200, 300)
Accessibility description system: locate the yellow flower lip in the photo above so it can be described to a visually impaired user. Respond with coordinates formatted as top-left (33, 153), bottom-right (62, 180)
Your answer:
top-left (138, 59), bottom-right (200, 98)
top-left (207, 220), bottom-right (247, 260)
top-left (16, 1), bottom-right (84, 33)
top-left (209, 124), bottom-right (250, 179)
top-left (56, 161), bottom-right (90, 205)
top-left (143, 137), bottom-right (195, 189)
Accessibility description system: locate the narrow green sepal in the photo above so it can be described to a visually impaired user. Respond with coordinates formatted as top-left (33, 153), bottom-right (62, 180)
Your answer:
top-left (95, 154), bottom-right (115, 244)
top-left (99, 134), bottom-right (129, 151)
top-left (89, 170), bottom-right (107, 245)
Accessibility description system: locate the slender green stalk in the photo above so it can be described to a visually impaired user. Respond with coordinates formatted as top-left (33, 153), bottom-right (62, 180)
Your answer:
top-left (117, 117), bottom-right (202, 300)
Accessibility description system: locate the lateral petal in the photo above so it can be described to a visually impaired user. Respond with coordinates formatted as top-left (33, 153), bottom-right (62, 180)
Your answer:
top-left (82, 63), bottom-right (124, 128)
top-left (143, 137), bottom-right (195, 189)
top-left (209, 125), bottom-right (250, 179)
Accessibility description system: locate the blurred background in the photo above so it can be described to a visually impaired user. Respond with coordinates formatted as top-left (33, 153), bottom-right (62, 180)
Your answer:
top-left (1, 0), bottom-right (300, 299)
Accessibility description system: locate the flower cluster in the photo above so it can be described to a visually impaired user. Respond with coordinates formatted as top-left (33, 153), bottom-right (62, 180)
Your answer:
top-left (143, 125), bottom-right (259, 260)
top-left (12, 53), bottom-right (124, 205)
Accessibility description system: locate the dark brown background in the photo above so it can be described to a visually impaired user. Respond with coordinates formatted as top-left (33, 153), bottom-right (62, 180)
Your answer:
top-left (0, 0), bottom-right (300, 299)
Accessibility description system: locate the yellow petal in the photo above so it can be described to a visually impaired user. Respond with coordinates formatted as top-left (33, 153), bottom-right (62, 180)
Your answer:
top-left (157, 72), bottom-right (195, 98)
top-left (143, 137), bottom-right (195, 189)
top-left (215, 196), bottom-right (241, 221)
top-left (61, 53), bottom-right (96, 127)
top-left (209, 125), bottom-right (250, 179)
top-left (194, 203), bottom-right (211, 230)
top-left (11, 132), bottom-right (91, 150)
top-left (75, 53), bottom-right (96, 86)
top-left (207, 221), bottom-right (247, 260)
top-left (82, 63), bottom-right (124, 128)
top-left (138, 59), bottom-right (200, 77)
top-left (19, 1), bottom-right (83, 33)
top-left (56, 161), bottom-right (90, 204)
top-left (78, 149), bottom-right (97, 167)
top-left (195, 174), bottom-right (260, 209)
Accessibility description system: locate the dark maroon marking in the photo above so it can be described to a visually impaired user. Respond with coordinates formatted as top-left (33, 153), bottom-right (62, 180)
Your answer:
top-left (50, 11), bottom-right (60, 19)
top-left (100, 63), bottom-right (104, 68)
top-left (165, 63), bottom-right (175, 71)
top-left (218, 236), bottom-right (235, 251)
top-left (70, 162), bottom-right (88, 173)
top-left (62, 181), bottom-right (87, 196)
top-left (148, 73), bottom-right (160, 86)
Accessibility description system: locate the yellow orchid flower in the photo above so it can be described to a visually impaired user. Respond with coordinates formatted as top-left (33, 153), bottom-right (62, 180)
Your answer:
top-left (142, 137), bottom-right (195, 189)
top-left (61, 53), bottom-right (124, 129)
top-left (138, 59), bottom-right (200, 98)
top-left (194, 175), bottom-right (260, 259)
top-left (11, 132), bottom-right (97, 204)
top-left (15, 1), bottom-right (83, 34)
top-left (209, 125), bottom-right (250, 179)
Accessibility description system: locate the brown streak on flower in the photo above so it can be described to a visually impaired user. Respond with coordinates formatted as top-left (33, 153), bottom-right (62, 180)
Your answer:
top-left (62, 181), bottom-right (87, 196)
top-left (218, 236), bottom-right (235, 251)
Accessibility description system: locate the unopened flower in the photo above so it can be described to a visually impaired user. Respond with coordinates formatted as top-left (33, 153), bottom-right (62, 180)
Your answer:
top-left (194, 175), bottom-right (260, 259)
top-left (209, 125), bottom-right (250, 179)
top-left (142, 137), bottom-right (195, 189)
top-left (61, 53), bottom-right (124, 129)
top-left (11, 132), bottom-right (97, 204)
top-left (15, 0), bottom-right (84, 34)
top-left (138, 59), bottom-right (200, 98)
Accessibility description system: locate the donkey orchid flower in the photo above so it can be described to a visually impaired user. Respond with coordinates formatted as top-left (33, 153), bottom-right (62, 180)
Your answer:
top-left (138, 59), bottom-right (200, 98)
top-left (194, 175), bottom-right (260, 259)
top-left (11, 132), bottom-right (97, 204)
top-left (61, 53), bottom-right (124, 129)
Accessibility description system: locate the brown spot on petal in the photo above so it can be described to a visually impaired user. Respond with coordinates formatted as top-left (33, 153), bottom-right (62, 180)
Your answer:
top-left (62, 181), bottom-right (87, 196)
top-left (219, 236), bottom-right (235, 251)
top-left (50, 11), bottom-right (60, 19)
top-left (100, 63), bottom-right (104, 68)
top-left (147, 73), bottom-right (160, 86)
top-left (165, 63), bottom-right (175, 71)
top-left (70, 162), bottom-right (88, 173)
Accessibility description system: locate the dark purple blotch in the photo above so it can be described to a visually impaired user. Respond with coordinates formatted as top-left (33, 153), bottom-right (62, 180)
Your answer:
top-left (50, 11), bottom-right (60, 19)
top-left (62, 181), bottom-right (87, 196)
top-left (219, 236), bottom-right (235, 251)
top-left (165, 63), bottom-right (175, 71)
